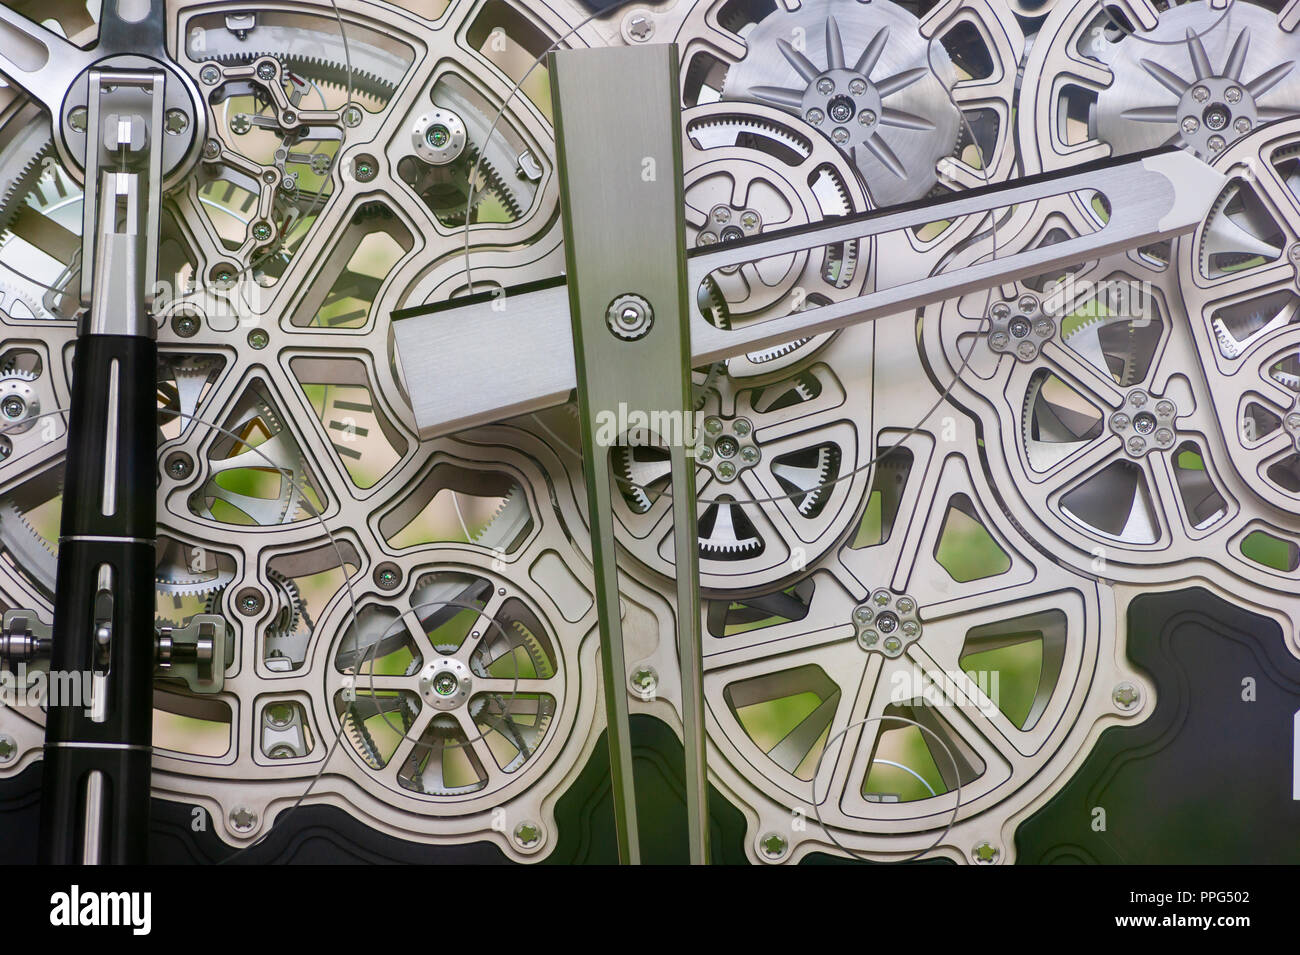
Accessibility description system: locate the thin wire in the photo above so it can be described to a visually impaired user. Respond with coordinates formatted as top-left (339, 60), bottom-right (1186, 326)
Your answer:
top-left (461, 0), bottom-right (644, 293)
top-left (0, 0), bottom-right (355, 307)
top-left (0, 402), bottom-right (364, 864)
top-left (608, 19), bottom-right (1003, 509)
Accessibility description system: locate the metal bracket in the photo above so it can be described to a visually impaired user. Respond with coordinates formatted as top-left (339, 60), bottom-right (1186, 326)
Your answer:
top-left (549, 44), bottom-right (709, 864)
top-left (155, 615), bottom-right (230, 694)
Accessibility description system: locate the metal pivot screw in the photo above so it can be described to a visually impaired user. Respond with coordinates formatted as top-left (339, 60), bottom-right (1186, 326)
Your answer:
top-left (630, 665), bottom-right (658, 698)
top-left (229, 807), bottom-right (258, 832)
top-left (164, 109), bottom-right (190, 136)
top-left (0, 733), bottom-right (16, 764)
top-left (247, 328), bottom-right (269, 349)
top-left (373, 562), bottom-right (402, 591)
top-left (513, 821), bottom-right (543, 850)
top-left (606, 293), bottom-right (654, 341)
top-left (972, 842), bottom-right (999, 864)
top-left (1182, 116), bottom-right (1199, 134)
top-left (342, 105), bottom-right (363, 128)
top-left (67, 107), bottom-right (88, 133)
top-left (626, 11), bottom-right (654, 42)
top-left (200, 64), bottom-right (221, 85)
top-left (172, 309), bottom-right (201, 338)
top-left (1113, 682), bottom-right (1141, 710)
top-left (255, 61), bottom-right (278, 81)
top-left (758, 832), bottom-right (788, 860)
top-left (251, 221), bottom-right (273, 242)
top-left (165, 452), bottom-right (193, 480)
top-left (203, 138), bottom-right (221, 160)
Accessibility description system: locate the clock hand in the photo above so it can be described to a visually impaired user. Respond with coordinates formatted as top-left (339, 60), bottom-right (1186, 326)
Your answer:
top-left (394, 147), bottom-right (1225, 440)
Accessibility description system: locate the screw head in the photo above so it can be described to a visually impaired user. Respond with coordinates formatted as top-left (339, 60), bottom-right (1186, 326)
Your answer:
top-left (816, 77), bottom-right (835, 95)
top-left (895, 597), bottom-right (915, 614)
top-left (229, 807), bottom-right (258, 832)
top-left (1286, 412), bottom-right (1300, 430)
top-left (513, 821), bottom-right (544, 849)
top-left (165, 452), bottom-right (194, 480)
top-left (858, 109), bottom-right (877, 126)
top-left (1225, 86), bottom-right (1242, 104)
top-left (758, 831), bottom-right (788, 860)
top-left (991, 302), bottom-right (1012, 319)
top-left (203, 138), bottom-right (221, 160)
top-left (1127, 436), bottom-right (1147, 454)
top-left (626, 12), bottom-right (654, 42)
top-left (1016, 341), bottom-right (1037, 360)
top-left (342, 105), bottom-right (363, 128)
top-left (256, 61), bottom-right (277, 81)
top-left (67, 106), bottom-right (88, 133)
top-left (849, 78), bottom-right (868, 95)
top-left (1208, 135), bottom-right (1226, 152)
top-left (831, 127), bottom-right (850, 144)
top-left (0, 437), bottom-right (13, 461)
top-left (164, 109), bottom-right (190, 136)
top-left (873, 590), bottom-right (891, 607)
top-left (704, 416), bottom-right (724, 435)
top-left (606, 294), bottom-right (654, 341)
top-left (1191, 85), bottom-right (1210, 103)
top-left (972, 841), bottom-right (999, 864)
top-left (251, 221), bottom-right (273, 242)
top-left (1234, 117), bottom-right (1252, 134)
top-left (740, 446), bottom-right (760, 464)
top-left (247, 328), bottom-right (269, 349)
top-left (717, 461), bottom-right (737, 479)
top-left (1113, 682), bottom-right (1141, 710)
top-left (630, 665), bottom-right (658, 696)
top-left (0, 734), bottom-right (16, 764)
top-left (200, 65), bottom-right (221, 85)
top-left (854, 606), bottom-right (874, 624)
top-left (806, 108), bottom-right (825, 126)
top-left (1182, 116), bottom-right (1200, 134)
top-left (171, 309), bottom-right (201, 338)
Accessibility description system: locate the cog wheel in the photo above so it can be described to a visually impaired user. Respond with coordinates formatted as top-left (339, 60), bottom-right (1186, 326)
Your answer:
top-left (721, 0), bottom-right (962, 207)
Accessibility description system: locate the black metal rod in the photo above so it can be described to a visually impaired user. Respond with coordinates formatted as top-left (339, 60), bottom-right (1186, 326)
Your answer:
top-left (39, 334), bottom-right (157, 864)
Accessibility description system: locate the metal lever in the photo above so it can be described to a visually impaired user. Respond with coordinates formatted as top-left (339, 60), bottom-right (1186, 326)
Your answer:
top-left (549, 45), bottom-right (709, 864)
top-left (39, 69), bottom-right (165, 866)
top-left (393, 148), bottom-right (1226, 440)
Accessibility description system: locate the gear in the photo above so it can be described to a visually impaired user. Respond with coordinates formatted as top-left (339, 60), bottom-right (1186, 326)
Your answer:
top-left (722, 0), bottom-right (961, 207)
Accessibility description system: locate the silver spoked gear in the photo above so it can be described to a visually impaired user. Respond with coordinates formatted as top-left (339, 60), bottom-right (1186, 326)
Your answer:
top-left (1019, 0), bottom-right (1300, 173)
top-left (1178, 116), bottom-right (1300, 522)
top-left (721, 0), bottom-right (961, 207)
top-left (1095, 2), bottom-right (1300, 161)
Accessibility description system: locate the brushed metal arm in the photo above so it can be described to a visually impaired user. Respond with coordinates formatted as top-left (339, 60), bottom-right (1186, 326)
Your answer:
top-left (393, 148), bottom-right (1225, 440)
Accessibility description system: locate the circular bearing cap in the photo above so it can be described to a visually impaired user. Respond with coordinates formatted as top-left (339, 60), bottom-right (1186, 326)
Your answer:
top-left (412, 109), bottom-right (467, 166)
